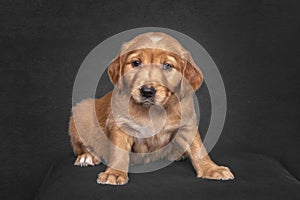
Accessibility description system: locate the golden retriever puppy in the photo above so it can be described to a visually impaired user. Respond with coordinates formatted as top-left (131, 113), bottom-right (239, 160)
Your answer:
top-left (69, 32), bottom-right (234, 185)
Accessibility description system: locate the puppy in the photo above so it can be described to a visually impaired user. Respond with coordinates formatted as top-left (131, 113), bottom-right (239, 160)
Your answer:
top-left (69, 32), bottom-right (234, 185)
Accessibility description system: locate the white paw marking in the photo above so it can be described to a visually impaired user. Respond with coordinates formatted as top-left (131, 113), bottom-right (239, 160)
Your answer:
top-left (74, 153), bottom-right (99, 167)
top-left (79, 156), bottom-right (85, 164)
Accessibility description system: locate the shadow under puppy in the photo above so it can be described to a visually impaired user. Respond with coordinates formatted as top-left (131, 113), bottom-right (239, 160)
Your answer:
top-left (69, 32), bottom-right (234, 185)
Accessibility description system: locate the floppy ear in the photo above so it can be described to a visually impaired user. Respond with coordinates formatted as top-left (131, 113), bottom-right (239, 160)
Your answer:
top-left (108, 56), bottom-right (121, 85)
top-left (182, 52), bottom-right (204, 90)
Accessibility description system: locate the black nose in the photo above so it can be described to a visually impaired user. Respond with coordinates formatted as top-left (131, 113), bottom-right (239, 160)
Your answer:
top-left (140, 85), bottom-right (156, 98)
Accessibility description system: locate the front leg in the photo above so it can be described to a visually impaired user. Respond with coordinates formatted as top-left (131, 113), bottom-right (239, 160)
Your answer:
top-left (185, 133), bottom-right (234, 180)
top-left (97, 127), bottom-right (133, 185)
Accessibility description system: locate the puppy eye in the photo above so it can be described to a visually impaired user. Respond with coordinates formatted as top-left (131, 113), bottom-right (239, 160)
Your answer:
top-left (162, 63), bottom-right (172, 70)
top-left (132, 60), bottom-right (141, 67)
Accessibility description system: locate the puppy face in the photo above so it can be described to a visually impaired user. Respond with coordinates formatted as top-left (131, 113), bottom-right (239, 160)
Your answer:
top-left (123, 48), bottom-right (184, 105)
top-left (108, 33), bottom-right (203, 106)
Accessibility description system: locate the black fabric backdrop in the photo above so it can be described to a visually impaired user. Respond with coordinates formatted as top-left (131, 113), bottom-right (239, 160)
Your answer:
top-left (1, 1), bottom-right (299, 200)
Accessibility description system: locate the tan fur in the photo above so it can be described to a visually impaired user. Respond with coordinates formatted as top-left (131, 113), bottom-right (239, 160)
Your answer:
top-left (69, 32), bottom-right (233, 185)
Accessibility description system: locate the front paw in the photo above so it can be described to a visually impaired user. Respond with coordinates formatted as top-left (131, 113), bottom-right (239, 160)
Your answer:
top-left (199, 165), bottom-right (234, 180)
top-left (97, 170), bottom-right (128, 185)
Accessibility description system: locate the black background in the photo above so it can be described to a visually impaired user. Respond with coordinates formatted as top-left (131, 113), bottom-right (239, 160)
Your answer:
top-left (1, 1), bottom-right (299, 200)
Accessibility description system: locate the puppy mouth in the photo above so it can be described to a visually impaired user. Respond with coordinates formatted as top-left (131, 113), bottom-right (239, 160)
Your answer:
top-left (130, 84), bottom-right (157, 105)
top-left (140, 98), bottom-right (155, 105)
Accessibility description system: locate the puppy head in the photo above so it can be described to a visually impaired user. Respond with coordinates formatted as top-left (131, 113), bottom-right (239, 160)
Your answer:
top-left (108, 32), bottom-right (203, 106)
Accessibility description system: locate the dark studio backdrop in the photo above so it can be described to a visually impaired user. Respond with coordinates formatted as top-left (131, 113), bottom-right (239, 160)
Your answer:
top-left (1, 1), bottom-right (299, 200)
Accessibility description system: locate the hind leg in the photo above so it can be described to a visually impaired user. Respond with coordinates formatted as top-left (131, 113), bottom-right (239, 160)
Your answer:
top-left (69, 116), bottom-right (101, 167)
top-left (74, 152), bottom-right (101, 166)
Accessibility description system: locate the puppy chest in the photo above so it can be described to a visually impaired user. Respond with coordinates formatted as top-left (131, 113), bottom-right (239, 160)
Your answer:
top-left (132, 133), bottom-right (173, 153)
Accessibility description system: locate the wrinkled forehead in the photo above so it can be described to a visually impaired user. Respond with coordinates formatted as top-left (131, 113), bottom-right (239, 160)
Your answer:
top-left (120, 32), bottom-right (187, 58)
top-left (125, 48), bottom-right (182, 62)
